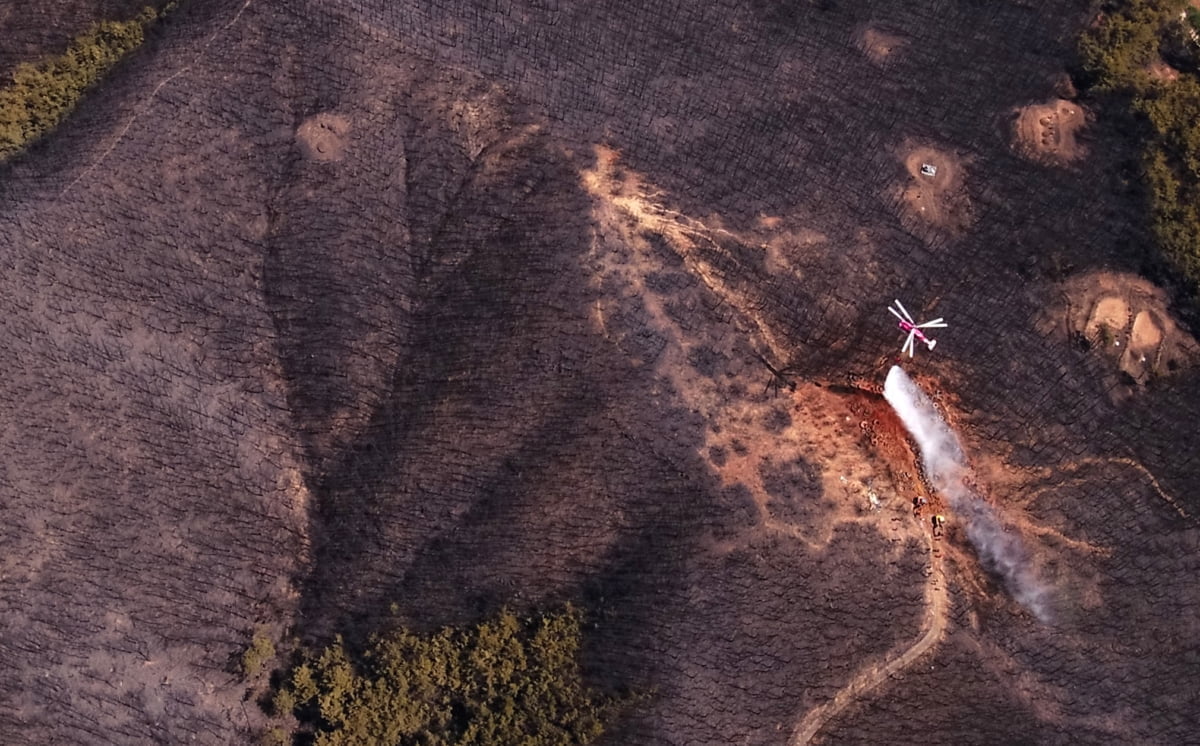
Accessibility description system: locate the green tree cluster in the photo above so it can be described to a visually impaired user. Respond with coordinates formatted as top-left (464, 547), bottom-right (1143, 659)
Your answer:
top-left (1078, 0), bottom-right (1200, 294)
top-left (242, 628), bottom-right (277, 679)
top-left (0, 5), bottom-right (164, 162)
top-left (1077, 0), bottom-right (1180, 90)
top-left (272, 605), bottom-right (617, 746)
top-left (1140, 76), bottom-right (1200, 282)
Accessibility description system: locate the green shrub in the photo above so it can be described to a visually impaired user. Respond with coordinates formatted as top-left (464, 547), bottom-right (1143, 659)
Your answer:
top-left (242, 628), bottom-right (276, 679)
top-left (0, 5), bottom-right (163, 161)
top-left (271, 605), bottom-right (619, 746)
top-left (270, 688), bottom-right (297, 718)
top-left (1077, 0), bottom-right (1179, 90)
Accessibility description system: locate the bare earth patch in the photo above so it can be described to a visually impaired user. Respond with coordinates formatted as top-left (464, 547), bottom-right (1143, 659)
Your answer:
top-left (1145, 58), bottom-right (1181, 82)
top-left (854, 25), bottom-right (907, 65)
top-left (1012, 99), bottom-right (1086, 164)
top-left (1042, 271), bottom-right (1200, 384)
top-left (895, 144), bottom-right (973, 235)
top-left (1088, 296), bottom-right (1129, 341)
top-left (1129, 310), bottom-right (1162, 354)
top-left (296, 112), bottom-right (351, 162)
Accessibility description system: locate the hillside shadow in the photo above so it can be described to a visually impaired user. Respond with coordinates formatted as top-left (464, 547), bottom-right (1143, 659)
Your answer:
top-left (285, 123), bottom-right (715, 644)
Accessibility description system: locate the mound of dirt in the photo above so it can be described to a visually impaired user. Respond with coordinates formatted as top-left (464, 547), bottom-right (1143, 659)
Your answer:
top-left (854, 25), bottom-right (907, 65)
top-left (1012, 99), bottom-right (1086, 164)
top-left (1129, 310), bottom-right (1163, 354)
top-left (895, 144), bottom-right (973, 236)
top-left (1053, 271), bottom-right (1200, 384)
top-left (296, 113), bottom-right (350, 162)
top-left (1087, 295), bottom-right (1129, 341)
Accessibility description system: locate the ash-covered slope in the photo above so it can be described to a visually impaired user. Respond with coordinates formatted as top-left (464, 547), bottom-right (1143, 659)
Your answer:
top-left (1, 0), bottom-right (1199, 744)
top-left (0, 1), bottom-right (152, 77)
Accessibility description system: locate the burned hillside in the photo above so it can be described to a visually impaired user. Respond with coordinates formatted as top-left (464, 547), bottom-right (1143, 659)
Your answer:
top-left (1, 0), bottom-right (1199, 744)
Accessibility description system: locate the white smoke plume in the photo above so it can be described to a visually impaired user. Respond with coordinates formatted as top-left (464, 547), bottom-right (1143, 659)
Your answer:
top-left (884, 366), bottom-right (1051, 621)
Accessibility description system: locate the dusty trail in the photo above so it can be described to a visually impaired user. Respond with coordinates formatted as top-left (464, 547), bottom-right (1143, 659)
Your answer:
top-left (790, 534), bottom-right (949, 745)
top-left (61, 0), bottom-right (257, 199)
top-left (581, 149), bottom-right (954, 744)
top-left (1014, 455), bottom-right (1192, 522)
top-left (1085, 456), bottom-right (1191, 521)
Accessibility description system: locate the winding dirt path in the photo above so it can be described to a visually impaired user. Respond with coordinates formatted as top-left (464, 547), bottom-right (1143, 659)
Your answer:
top-left (1018, 456), bottom-right (1192, 522)
top-left (789, 534), bottom-right (949, 745)
top-left (579, 147), bottom-right (957, 744)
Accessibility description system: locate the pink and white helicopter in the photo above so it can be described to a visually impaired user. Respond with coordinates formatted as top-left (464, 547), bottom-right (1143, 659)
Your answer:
top-left (888, 299), bottom-right (947, 358)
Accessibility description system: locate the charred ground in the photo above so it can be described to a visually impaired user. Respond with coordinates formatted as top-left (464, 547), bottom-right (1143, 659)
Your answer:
top-left (1, 0), bottom-right (1199, 744)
